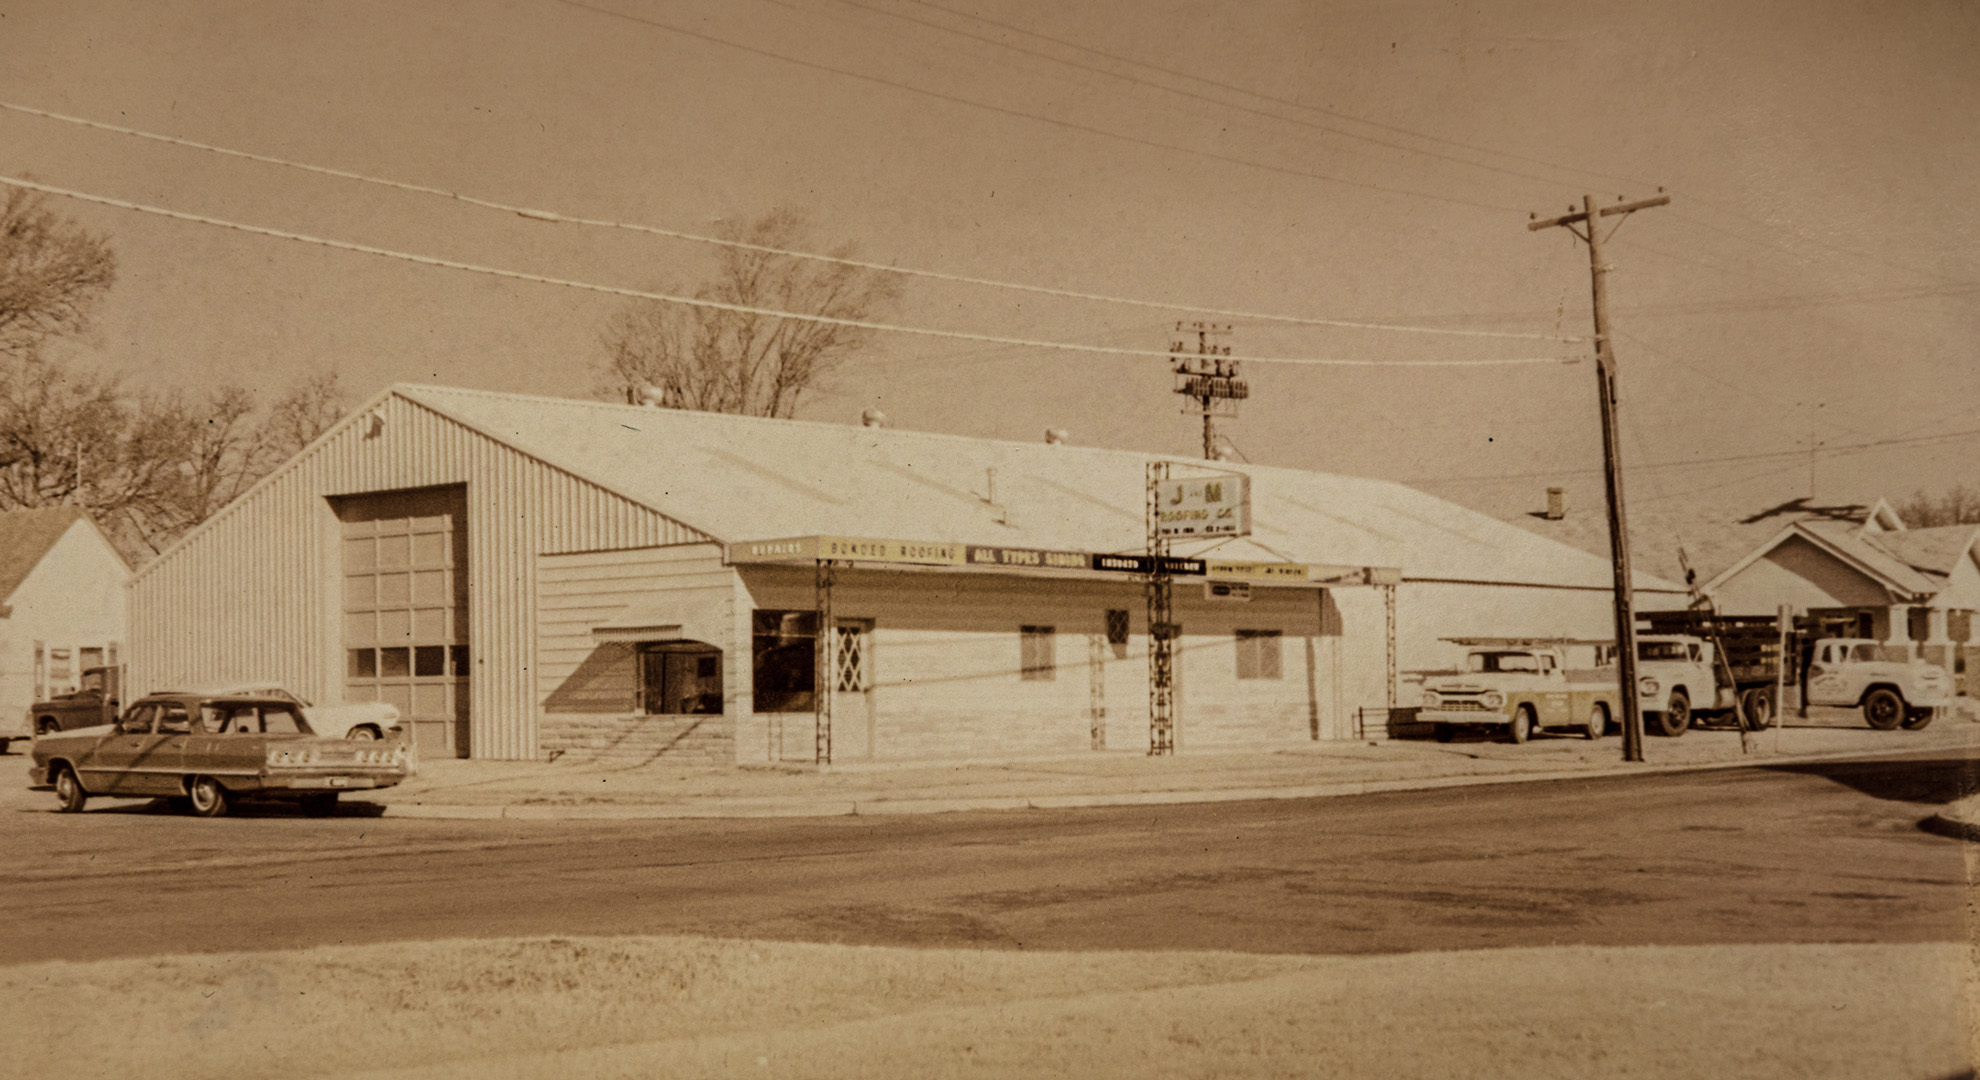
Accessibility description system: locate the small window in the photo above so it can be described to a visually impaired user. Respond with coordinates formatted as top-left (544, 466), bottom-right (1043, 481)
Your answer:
top-left (640, 646), bottom-right (723, 715)
top-left (1021, 626), bottom-right (1056, 681)
top-left (1105, 609), bottom-right (1130, 646)
top-left (414, 645), bottom-right (447, 677)
top-left (263, 706), bottom-right (304, 735)
top-left (379, 647), bottom-right (411, 678)
top-left (348, 649), bottom-right (377, 678)
top-left (1236, 630), bottom-right (1283, 680)
top-left (156, 705), bottom-right (192, 735)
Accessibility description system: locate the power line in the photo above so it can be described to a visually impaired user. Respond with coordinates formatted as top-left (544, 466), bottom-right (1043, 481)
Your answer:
top-left (0, 174), bottom-right (1577, 369)
top-left (1405, 424), bottom-right (1980, 486)
top-left (550, 0), bottom-right (1525, 213)
top-left (809, 0), bottom-right (1596, 194)
top-left (0, 99), bottom-right (1576, 342)
top-left (908, 0), bottom-right (1649, 192)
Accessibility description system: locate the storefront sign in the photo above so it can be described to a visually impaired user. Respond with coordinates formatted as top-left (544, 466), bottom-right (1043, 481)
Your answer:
top-left (1155, 473), bottom-right (1251, 538)
top-left (1089, 554), bottom-right (1206, 576)
top-left (731, 535), bottom-right (965, 566)
top-left (965, 545), bottom-right (1090, 571)
top-left (1204, 559), bottom-right (1308, 583)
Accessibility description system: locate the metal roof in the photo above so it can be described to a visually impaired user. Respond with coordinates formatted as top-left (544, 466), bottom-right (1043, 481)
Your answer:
top-left (396, 384), bottom-right (1684, 591)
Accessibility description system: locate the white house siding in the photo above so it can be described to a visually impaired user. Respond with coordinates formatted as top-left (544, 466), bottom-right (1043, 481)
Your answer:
top-left (535, 543), bottom-right (737, 762)
top-left (0, 521), bottom-right (127, 725)
top-left (731, 566), bottom-right (1345, 764)
top-left (129, 392), bottom-right (708, 760)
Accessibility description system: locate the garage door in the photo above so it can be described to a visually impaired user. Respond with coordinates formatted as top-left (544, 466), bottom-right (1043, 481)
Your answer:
top-left (337, 486), bottom-right (469, 757)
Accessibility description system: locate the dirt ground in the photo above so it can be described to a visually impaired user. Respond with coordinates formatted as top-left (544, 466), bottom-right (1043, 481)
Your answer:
top-left (2, 934), bottom-right (1971, 1079)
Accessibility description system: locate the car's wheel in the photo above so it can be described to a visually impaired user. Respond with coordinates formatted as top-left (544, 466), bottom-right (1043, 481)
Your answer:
top-left (346, 726), bottom-right (380, 742)
top-left (1585, 703), bottom-right (1610, 740)
top-left (1507, 705), bottom-right (1534, 744)
top-left (299, 793), bottom-right (339, 817)
top-left (1654, 692), bottom-right (1690, 737)
top-left (1862, 688), bottom-right (1904, 731)
top-left (187, 776), bottom-right (230, 818)
top-left (53, 766), bottom-right (87, 813)
top-left (1901, 706), bottom-right (1936, 732)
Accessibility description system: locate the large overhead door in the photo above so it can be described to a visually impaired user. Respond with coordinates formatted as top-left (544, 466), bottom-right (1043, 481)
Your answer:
top-left (336, 486), bottom-right (469, 757)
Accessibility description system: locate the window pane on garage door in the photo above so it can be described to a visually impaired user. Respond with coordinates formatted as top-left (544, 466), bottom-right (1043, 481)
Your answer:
top-left (335, 486), bottom-right (469, 758)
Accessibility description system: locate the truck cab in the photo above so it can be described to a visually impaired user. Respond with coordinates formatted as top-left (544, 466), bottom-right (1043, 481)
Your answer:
top-left (23, 665), bottom-right (122, 741)
top-left (1419, 643), bottom-right (1618, 744)
top-left (1633, 635), bottom-right (1718, 737)
top-left (1805, 638), bottom-right (1949, 730)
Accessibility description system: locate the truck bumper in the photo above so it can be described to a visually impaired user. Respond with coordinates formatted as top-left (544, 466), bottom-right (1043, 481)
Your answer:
top-left (1418, 709), bottom-right (1510, 726)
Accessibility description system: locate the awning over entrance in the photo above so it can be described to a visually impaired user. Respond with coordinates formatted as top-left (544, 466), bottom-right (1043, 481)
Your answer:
top-left (589, 589), bottom-right (731, 647)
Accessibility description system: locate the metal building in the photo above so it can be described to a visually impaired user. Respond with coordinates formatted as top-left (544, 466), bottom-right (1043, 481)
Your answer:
top-left (128, 385), bottom-right (1683, 762)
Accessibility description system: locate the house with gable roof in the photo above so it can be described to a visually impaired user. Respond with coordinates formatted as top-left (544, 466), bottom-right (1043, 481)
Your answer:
top-left (0, 507), bottom-right (130, 740)
top-left (1703, 498), bottom-right (1980, 694)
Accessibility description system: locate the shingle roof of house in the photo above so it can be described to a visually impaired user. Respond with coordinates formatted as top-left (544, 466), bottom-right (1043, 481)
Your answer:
top-left (0, 507), bottom-right (89, 604)
top-left (398, 385), bottom-right (1684, 592)
top-left (1870, 524), bottom-right (1980, 579)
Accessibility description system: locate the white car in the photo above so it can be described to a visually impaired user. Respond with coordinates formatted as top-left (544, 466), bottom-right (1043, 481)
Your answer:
top-left (204, 685), bottom-right (405, 742)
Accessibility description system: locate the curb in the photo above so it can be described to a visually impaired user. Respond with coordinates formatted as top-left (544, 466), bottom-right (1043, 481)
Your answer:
top-left (371, 740), bottom-right (1973, 821)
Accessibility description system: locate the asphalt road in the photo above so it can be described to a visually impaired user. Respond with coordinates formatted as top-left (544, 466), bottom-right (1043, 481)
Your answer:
top-left (1, 751), bottom-right (1973, 966)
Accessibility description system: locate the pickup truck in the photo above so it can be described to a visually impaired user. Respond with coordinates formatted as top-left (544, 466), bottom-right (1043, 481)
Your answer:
top-left (19, 665), bottom-right (121, 744)
top-left (1805, 638), bottom-right (1950, 730)
top-left (1418, 642), bottom-right (1620, 743)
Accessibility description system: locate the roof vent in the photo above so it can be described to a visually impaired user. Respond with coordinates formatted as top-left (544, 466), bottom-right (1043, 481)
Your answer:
top-left (861, 408), bottom-right (887, 428)
top-left (635, 383), bottom-right (668, 409)
top-left (1045, 428), bottom-right (1068, 445)
top-left (1545, 487), bottom-right (1565, 520)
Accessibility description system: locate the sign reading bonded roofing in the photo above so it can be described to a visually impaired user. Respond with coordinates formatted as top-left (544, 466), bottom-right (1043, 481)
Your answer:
top-left (1155, 473), bottom-right (1250, 538)
top-left (731, 536), bottom-right (964, 566)
top-left (965, 545), bottom-right (1089, 571)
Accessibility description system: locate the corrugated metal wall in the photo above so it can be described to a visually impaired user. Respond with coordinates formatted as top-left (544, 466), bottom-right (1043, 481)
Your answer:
top-left (128, 391), bottom-right (710, 759)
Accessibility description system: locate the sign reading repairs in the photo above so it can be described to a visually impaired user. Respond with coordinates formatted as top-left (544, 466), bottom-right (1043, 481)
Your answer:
top-left (1155, 473), bottom-right (1251, 538)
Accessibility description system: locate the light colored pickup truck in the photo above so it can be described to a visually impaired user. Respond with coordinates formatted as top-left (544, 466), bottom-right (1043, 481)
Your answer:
top-left (1419, 643), bottom-right (1620, 744)
top-left (1804, 638), bottom-right (1951, 730)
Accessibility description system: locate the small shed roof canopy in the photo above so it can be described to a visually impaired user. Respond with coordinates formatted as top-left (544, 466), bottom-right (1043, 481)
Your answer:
top-left (375, 385), bottom-right (1678, 592)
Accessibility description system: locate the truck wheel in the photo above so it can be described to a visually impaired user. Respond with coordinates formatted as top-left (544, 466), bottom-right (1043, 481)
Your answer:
top-left (187, 776), bottom-right (231, 818)
top-left (1862, 688), bottom-right (1904, 731)
top-left (53, 766), bottom-right (87, 813)
top-left (1741, 687), bottom-right (1776, 730)
top-left (1585, 703), bottom-right (1610, 740)
top-left (1433, 723), bottom-right (1457, 743)
top-left (36, 718), bottom-right (58, 736)
top-left (346, 726), bottom-right (380, 742)
top-left (1507, 705), bottom-right (1534, 744)
top-left (1654, 692), bottom-right (1690, 737)
top-left (1900, 706), bottom-right (1936, 732)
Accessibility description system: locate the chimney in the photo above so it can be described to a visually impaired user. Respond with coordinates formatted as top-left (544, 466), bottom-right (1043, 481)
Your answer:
top-left (1044, 428), bottom-right (1068, 445)
top-left (861, 408), bottom-right (886, 428)
top-left (1545, 487), bottom-right (1565, 520)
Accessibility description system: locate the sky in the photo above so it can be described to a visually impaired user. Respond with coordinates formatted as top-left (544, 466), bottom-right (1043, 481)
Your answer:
top-left (1, 0), bottom-right (1975, 542)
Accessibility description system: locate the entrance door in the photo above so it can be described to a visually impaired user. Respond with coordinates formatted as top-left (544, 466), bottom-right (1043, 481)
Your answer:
top-left (833, 621), bottom-right (874, 759)
top-left (336, 487), bottom-right (470, 758)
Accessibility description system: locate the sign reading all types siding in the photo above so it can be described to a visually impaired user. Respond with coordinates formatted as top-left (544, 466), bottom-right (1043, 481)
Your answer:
top-left (1156, 474), bottom-right (1250, 538)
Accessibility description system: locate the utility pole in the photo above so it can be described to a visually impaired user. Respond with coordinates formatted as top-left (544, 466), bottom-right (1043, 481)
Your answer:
top-left (1529, 191), bottom-right (1669, 763)
top-left (1171, 322), bottom-right (1246, 459)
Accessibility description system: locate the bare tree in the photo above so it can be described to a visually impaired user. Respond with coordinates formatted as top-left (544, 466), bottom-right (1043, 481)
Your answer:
top-left (1895, 486), bottom-right (1980, 528)
top-left (598, 208), bottom-right (903, 418)
top-left (260, 369), bottom-right (349, 461)
top-left (0, 186), bottom-right (117, 361)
